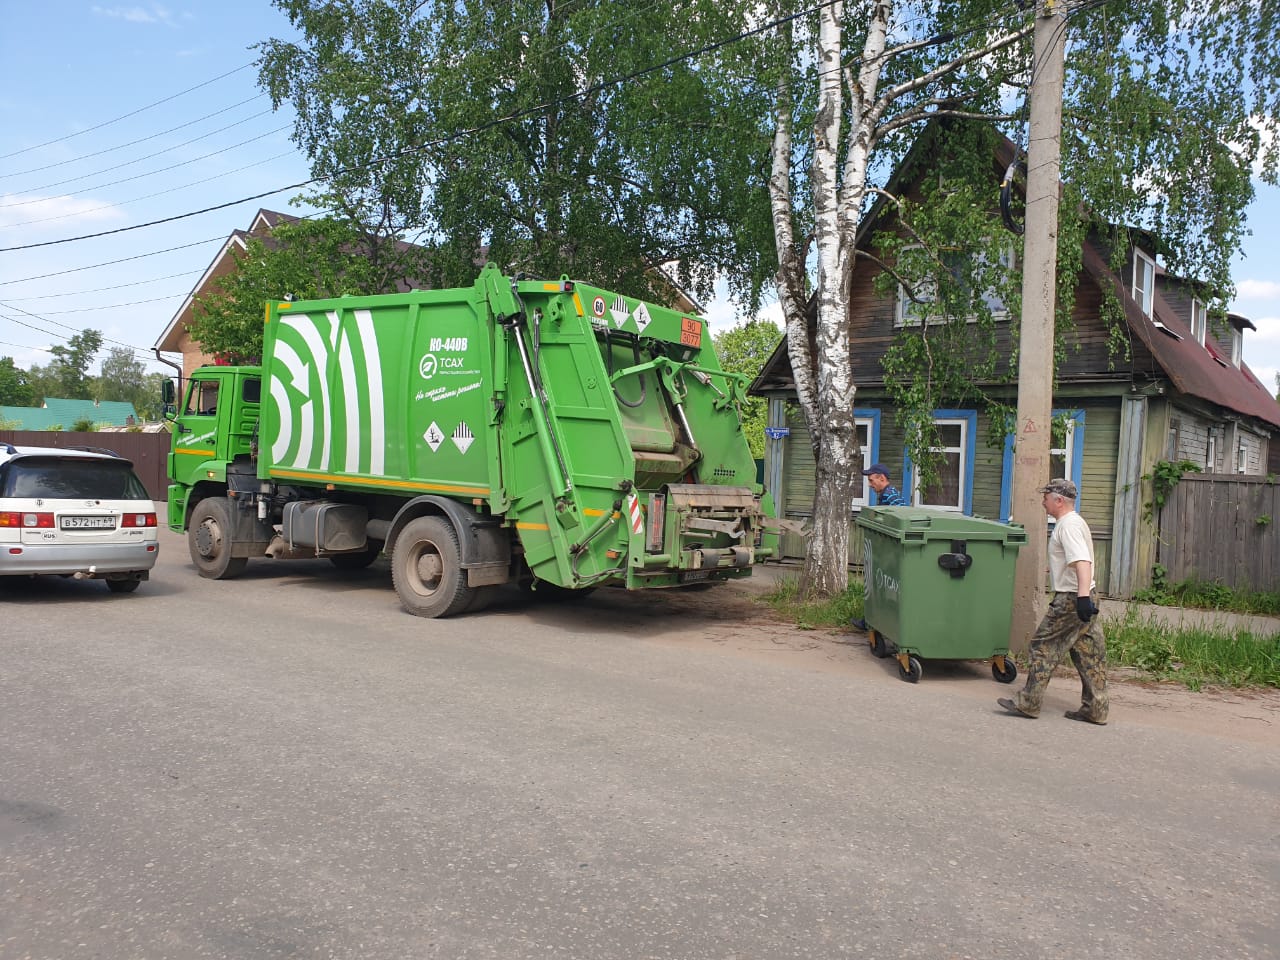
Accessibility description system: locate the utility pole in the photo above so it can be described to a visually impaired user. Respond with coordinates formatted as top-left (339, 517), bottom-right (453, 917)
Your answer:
top-left (1009, 0), bottom-right (1068, 651)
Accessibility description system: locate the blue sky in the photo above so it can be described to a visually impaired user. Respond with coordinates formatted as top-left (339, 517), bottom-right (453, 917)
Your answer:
top-left (1, 2), bottom-right (1277, 398)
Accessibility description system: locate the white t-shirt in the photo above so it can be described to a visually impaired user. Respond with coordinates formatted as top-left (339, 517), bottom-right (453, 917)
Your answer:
top-left (1048, 510), bottom-right (1096, 594)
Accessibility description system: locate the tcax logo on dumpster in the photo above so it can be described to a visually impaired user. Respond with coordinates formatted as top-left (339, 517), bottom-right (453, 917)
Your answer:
top-left (864, 540), bottom-right (901, 604)
top-left (874, 567), bottom-right (900, 603)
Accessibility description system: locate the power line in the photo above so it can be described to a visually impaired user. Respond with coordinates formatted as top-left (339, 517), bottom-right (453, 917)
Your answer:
top-left (18, 293), bottom-right (185, 315)
top-left (1, 95), bottom-right (269, 180)
top-left (1, 270), bottom-right (202, 300)
top-left (0, 182), bottom-right (308, 252)
top-left (0, 235), bottom-right (228, 286)
top-left (0, 302), bottom-right (155, 361)
top-left (0, 62), bottom-right (257, 161)
top-left (0, 108), bottom-right (277, 202)
top-left (0, 125), bottom-right (293, 217)
top-left (4, 150), bottom-right (299, 228)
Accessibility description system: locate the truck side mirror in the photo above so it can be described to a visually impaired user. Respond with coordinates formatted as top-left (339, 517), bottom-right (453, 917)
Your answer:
top-left (161, 379), bottom-right (176, 405)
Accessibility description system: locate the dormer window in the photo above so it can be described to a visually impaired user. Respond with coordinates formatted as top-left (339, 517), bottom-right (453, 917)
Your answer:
top-left (1230, 325), bottom-right (1242, 367)
top-left (1190, 299), bottom-right (1208, 345)
top-left (1132, 248), bottom-right (1155, 318)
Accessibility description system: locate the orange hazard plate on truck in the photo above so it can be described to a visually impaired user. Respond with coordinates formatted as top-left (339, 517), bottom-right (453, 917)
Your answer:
top-left (680, 317), bottom-right (702, 347)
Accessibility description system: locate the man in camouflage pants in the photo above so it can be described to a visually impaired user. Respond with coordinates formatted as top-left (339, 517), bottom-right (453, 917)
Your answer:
top-left (998, 478), bottom-right (1108, 725)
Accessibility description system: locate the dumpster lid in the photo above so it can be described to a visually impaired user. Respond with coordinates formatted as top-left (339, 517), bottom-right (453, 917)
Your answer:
top-left (856, 506), bottom-right (1027, 544)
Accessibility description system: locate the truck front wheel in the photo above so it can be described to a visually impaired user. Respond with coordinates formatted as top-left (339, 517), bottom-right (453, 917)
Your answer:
top-left (189, 497), bottom-right (249, 580)
top-left (392, 516), bottom-right (473, 618)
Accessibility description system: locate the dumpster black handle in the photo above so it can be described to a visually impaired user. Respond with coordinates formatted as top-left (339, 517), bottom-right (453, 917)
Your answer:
top-left (937, 539), bottom-right (972, 578)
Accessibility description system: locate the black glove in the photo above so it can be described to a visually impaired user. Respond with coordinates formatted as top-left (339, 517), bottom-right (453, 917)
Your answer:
top-left (1075, 596), bottom-right (1099, 622)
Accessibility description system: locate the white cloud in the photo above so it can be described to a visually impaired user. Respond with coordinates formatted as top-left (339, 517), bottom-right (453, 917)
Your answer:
top-left (1236, 279), bottom-right (1280, 301)
top-left (0, 194), bottom-right (126, 231)
top-left (91, 5), bottom-right (176, 26)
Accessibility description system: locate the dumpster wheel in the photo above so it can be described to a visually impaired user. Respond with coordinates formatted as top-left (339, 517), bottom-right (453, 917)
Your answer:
top-left (896, 653), bottom-right (922, 683)
top-left (868, 629), bottom-right (890, 659)
top-left (991, 654), bottom-right (1018, 684)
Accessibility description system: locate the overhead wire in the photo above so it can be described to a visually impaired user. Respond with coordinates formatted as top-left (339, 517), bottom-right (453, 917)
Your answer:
top-left (5, 149), bottom-right (300, 228)
top-left (0, 94), bottom-right (269, 180)
top-left (0, 61), bottom-right (257, 161)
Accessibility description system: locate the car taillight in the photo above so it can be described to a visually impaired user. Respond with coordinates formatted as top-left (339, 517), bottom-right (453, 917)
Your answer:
top-left (0, 512), bottom-right (55, 528)
top-left (121, 513), bottom-right (158, 528)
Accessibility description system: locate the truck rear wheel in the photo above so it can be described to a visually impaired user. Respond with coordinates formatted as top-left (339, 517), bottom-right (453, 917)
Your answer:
top-left (189, 497), bottom-right (249, 580)
top-left (392, 516), bottom-right (473, 618)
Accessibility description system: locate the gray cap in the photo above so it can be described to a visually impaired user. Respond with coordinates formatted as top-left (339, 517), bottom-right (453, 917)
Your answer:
top-left (1041, 478), bottom-right (1078, 499)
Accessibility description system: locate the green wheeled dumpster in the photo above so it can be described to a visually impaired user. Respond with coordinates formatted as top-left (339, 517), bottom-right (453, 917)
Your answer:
top-left (856, 507), bottom-right (1027, 683)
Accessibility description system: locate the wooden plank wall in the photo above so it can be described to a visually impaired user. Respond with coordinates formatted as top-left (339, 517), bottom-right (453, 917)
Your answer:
top-left (0, 430), bottom-right (171, 501)
top-left (1158, 474), bottom-right (1279, 591)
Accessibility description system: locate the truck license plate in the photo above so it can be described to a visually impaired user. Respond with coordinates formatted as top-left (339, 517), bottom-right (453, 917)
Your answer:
top-left (60, 516), bottom-right (115, 530)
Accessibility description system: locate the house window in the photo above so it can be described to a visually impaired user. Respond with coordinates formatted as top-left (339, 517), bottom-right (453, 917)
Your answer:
top-left (851, 413), bottom-right (879, 509)
top-left (1190, 299), bottom-right (1208, 345)
top-left (1205, 430), bottom-right (1216, 473)
top-left (1230, 327), bottom-right (1242, 367)
top-left (895, 245), bottom-right (1012, 326)
top-left (1237, 441), bottom-right (1248, 474)
top-left (1167, 417), bottom-right (1182, 460)
top-left (896, 245), bottom-right (940, 325)
top-left (1133, 248), bottom-right (1155, 318)
top-left (1049, 418), bottom-right (1076, 489)
top-left (907, 413), bottom-right (976, 512)
top-left (998, 409), bottom-right (1085, 522)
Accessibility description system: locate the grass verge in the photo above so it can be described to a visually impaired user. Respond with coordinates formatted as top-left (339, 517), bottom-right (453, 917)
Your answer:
top-left (1133, 579), bottom-right (1280, 617)
top-left (1103, 612), bottom-right (1280, 690)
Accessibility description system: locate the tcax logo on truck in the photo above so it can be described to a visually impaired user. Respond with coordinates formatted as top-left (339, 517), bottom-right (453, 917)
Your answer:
top-left (419, 337), bottom-right (474, 379)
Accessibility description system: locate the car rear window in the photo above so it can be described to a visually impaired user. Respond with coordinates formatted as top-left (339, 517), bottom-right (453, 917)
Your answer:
top-left (0, 457), bottom-right (150, 500)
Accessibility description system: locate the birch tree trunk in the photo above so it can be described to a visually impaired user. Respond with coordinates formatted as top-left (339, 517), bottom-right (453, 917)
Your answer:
top-left (770, 1), bottom-right (892, 597)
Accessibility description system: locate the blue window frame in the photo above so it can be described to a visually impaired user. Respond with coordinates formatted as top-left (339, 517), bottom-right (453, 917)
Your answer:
top-left (853, 408), bottom-right (881, 509)
top-left (902, 409), bottom-right (978, 513)
top-left (999, 409), bottom-right (1086, 521)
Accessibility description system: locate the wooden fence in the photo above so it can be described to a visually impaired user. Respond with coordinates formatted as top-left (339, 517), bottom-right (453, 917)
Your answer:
top-left (1157, 473), bottom-right (1279, 592)
top-left (1, 430), bottom-right (171, 501)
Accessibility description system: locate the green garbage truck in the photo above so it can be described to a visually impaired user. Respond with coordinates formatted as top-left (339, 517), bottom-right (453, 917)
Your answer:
top-left (165, 264), bottom-right (780, 617)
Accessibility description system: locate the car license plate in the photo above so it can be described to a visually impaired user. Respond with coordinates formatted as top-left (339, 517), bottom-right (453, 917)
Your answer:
top-left (60, 516), bottom-right (116, 530)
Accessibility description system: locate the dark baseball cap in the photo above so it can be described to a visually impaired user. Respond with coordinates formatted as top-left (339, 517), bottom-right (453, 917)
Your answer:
top-left (862, 463), bottom-right (890, 478)
top-left (1041, 478), bottom-right (1078, 499)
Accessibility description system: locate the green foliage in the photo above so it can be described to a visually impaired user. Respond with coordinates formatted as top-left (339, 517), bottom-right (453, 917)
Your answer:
top-left (1134, 576), bottom-right (1280, 618)
top-left (94, 347), bottom-right (163, 421)
top-left (71, 418), bottom-right (97, 433)
top-left (762, 576), bottom-right (865, 630)
top-left (189, 218), bottom-right (417, 362)
top-left (258, 0), bottom-right (770, 304)
top-left (1256, 514), bottom-right (1272, 528)
top-left (713, 319), bottom-right (781, 458)
top-left (36, 330), bottom-right (103, 400)
top-left (0, 356), bottom-right (35, 406)
top-left (1142, 459), bottom-right (1202, 521)
top-left (1106, 612), bottom-right (1280, 689)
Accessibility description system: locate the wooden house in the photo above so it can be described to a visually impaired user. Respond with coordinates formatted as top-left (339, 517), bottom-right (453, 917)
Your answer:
top-left (750, 129), bottom-right (1280, 598)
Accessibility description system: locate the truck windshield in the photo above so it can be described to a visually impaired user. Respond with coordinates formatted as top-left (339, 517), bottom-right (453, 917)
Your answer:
top-left (185, 380), bottom-right (219, 416)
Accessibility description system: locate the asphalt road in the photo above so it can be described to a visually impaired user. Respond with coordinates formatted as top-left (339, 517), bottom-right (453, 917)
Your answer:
top-left (2, 527), bottom-right (1277, 960)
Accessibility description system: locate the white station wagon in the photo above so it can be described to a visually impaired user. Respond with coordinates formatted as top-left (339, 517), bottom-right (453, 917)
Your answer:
top-left (0, 443), bottom-right (159, 593)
